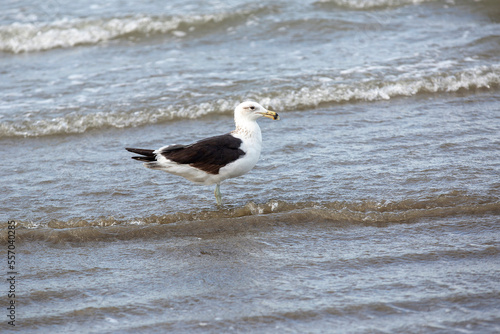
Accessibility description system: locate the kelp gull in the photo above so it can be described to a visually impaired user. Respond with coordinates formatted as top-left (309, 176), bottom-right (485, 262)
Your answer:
top-left (126, 101), bottom-right (280, 205)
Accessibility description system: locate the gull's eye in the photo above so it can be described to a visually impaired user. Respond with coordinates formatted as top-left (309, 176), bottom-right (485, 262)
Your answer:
top-left (250, 106), bottom-right (255, 110)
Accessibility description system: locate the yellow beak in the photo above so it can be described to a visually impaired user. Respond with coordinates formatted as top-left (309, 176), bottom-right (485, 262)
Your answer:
top-left (260, 110), bottom-right (280, 120)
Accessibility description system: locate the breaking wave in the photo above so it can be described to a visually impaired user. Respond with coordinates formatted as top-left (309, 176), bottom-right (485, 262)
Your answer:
top-left (0, 65), bottom-right (498, 138)
top-left (258, 64), bottom-right (500, 111)
top-left (2, 192), bottom-right (499, 244)
top-left (314, 0), bottom-right (438, 10)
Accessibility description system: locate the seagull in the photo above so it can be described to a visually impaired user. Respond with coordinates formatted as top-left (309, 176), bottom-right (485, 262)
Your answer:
top-left (126, 101), bottom-right (280, 205)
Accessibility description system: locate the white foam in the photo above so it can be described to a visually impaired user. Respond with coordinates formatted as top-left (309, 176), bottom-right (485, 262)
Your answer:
top-left (0, 8), bottom-right (257, 53)
top-left (261, 65), bottom-right (500, 110)
top-left (317, 0), bottom-right (437, 10)
top-left (0, 100), bottom-right (234, 137)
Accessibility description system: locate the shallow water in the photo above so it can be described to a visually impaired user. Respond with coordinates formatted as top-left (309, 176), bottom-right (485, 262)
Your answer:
top-left (1, 0), bottom-right (500, 332)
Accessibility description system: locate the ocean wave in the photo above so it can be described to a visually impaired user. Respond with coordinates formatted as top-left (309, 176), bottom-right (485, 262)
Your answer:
top-left (2, 192), bottom-right (499, 244)
top-left (1, 65), bottom-right (498, 138)
top-left (0, 99), bottom-right (236, 138)
top-left (314, 0), bottom-right (437, 10)
top-left (0, 6), bottom-right (267, 53)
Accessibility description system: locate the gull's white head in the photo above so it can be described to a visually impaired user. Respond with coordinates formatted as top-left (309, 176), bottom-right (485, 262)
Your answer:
top-left (234, 101), bottom-right (280, 123)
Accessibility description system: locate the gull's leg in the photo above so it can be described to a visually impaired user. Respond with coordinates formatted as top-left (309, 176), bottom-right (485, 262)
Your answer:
top-left (214, 183), bottom-right (222, 206)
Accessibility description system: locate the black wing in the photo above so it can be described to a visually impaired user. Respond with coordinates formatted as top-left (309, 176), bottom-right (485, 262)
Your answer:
top-left (159, 134), bottom-right (245, 174)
